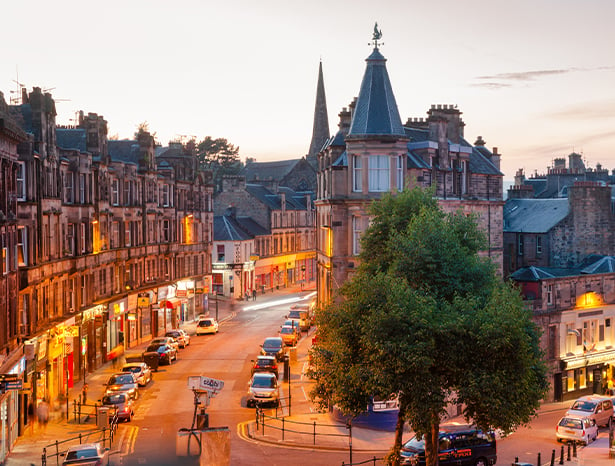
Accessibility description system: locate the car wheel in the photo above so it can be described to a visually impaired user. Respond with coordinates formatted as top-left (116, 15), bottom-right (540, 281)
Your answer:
top-left (475, 458), bottom-right (488, 466)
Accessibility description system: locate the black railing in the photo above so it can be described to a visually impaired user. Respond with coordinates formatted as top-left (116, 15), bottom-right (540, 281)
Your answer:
top-left (341, 457), bottom-right (383, 466)
top-left (255, 407), bottom-right (349, 445)
top-left (41, 411), bottom-right (119, 466)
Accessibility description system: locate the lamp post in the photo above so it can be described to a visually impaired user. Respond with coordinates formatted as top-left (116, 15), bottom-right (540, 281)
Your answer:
top-left (214, 290), bottom-right (219, 321)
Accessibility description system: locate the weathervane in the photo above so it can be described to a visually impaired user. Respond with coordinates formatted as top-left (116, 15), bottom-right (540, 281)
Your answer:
top-left (370, 22), bottom-right (383, 49)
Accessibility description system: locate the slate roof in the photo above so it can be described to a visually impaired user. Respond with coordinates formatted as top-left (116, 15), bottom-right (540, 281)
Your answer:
top-left (108, 140), bottom-right (140, 164)
top-left (503, 198), bottom-right (569, 233)
top-left (347, 47), bottom-right (406, 138)
top-left (580, 255), bottom-right (615, 274)
top-left (509, 265), bottom-right (581, 281)
top-left (242, 160), bottom-right (300, 182)
top-left (213, 214), bottom-right (253, 241)
top-left (235, 216), bottom-right (270, 236)
top-left (469, 145), bottom-right (503, 176)
top-left (56, 128), bottom-right (87, 152)
top-left (245, 184), bottom-right (281, 209)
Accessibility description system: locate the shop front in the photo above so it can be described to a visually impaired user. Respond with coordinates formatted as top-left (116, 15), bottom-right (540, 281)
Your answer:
top-left (106, 298), bottom-right (128, 364)
top-left (557, 348), bottom-right (615, 401)
top-left (0, 354), bottom-right (25, 463)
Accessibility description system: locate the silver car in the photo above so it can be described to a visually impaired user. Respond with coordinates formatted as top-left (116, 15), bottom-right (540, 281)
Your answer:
top-left (246, 372), bottom-right (279, 408)
top-left (121, 362), bottom-right (152, 387)
top-left (556, 415), bottom-right (598, 445)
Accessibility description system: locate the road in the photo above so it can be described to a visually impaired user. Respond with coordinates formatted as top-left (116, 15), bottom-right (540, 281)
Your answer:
top-left (111, 290), bottom-right (603, 466)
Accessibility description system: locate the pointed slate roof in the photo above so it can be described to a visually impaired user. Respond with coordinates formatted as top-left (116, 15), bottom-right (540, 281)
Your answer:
top-left (347, 47), bottom-right (406, 139)
top-left (503, 198), bottom-right (569, 233)
top-left (307, 61), bottom-right (330, 161)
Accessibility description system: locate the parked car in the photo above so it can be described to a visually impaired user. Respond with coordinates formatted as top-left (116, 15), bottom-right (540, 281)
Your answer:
top-left (260, 337), bottom-right (285, 361)
top-left (100, 392), bottom-right (134, 422)
top-left (103, 373), bottom-right (139, 400)
top-left (60, 442), bottom-right (111, 466)
top-left (151, 336), bottom-right (180, 353)
top-left (400, 423), bottom-right (497, 466)
top-left (279, 325), bottom-right (300, 346)
top-left (556, 415), bottom-right (598, 445)
top-left (195, 318), bottom-right (219, 335)
top-left (566, 395), bottom-right (614, 427)
top-left (121, 362), bottom-right (152, 387)
top-left (247, 372), bottom-right (280, 408)
top-left (251, 355), bottom-right (279, 377)
top-left (165, 329), bottom-right (190, 348)
top-left (286, 309), bottom-right (311, 332)
top-left (145, 342), bottom-right (177, 365)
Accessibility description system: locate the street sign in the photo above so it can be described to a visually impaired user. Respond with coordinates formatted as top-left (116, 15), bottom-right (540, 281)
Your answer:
top-left (187, 375), bottom-right (224, 395)
top-left (5, 380), bottom-right (22, 390)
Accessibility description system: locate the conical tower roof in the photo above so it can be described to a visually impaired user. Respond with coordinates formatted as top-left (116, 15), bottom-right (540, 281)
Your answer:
top-left (348, 39), bottom-right (405, 139)
top-left (307, 61), bottom-right (330, 164)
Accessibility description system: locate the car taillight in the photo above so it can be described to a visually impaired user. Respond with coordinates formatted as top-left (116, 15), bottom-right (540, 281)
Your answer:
top-left (94, 460), bottom-right (102, 466)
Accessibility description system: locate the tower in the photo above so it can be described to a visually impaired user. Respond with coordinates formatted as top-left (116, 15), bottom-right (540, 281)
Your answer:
top-left (307, 61), bottom-right (329, 169)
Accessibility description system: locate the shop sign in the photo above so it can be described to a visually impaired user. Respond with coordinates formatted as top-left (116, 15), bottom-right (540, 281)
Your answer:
top-left (138, 296), bottom-right (151, 307)
top-left (108, 298), bottom-right (128, 319)
top-left (176, 289), bottom-right (187, 297)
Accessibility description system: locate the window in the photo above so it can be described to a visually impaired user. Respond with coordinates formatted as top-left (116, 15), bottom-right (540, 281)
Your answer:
top-left (64, 172), bottom-right (74, 203)
top-left (518, 234), bottom-right (524, 256)
top-left (162, 220), bottom-right (170, 242)
top-left (125, 221), bottom-right (131, 247)
top-left (396, 155), bottom-right (403, 191)
top-left (80, 222), bottom-right (86, 253)
top-left (16, 162), bottom-right (26, 201)
top-left (352, 155), bottom-right (362, 192)
top-left (111, 178), bottom-right (119, 206)
top-left (79, 173), bottom-right (86, 203)
top-left (17, 227), bottom-right (27, 266)
top-left (161, 184), bottom-right (169, 207)
top-left (217, 244), bottom-right (225, 262)
top-left (124, 181), bottom-right (130, 206)
top-left (352, 216), bottom-right (362, 255)
top-left (546, 284), bottom-right (553, 305)
top-left (536, 236), bottom-right (542, 255)
top-left (67, 223), bottom-right (76, 255)
top-left (368, 155), bottom-right (389, 192)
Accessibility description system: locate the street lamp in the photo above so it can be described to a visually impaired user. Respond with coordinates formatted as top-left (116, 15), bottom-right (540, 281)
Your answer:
top-left (214, 290), bottom-right (219, 321)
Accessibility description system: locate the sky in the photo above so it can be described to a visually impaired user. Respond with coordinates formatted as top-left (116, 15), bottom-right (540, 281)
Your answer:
top-left (2, 0), bottom-right (614, 180)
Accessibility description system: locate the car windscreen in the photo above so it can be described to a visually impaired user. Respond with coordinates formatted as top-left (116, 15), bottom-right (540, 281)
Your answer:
top-left (263, 339), bottom-right (282, 349)
top-left (109, 375), bottom-right (133, 384)
top-left (571, 401), bottom-right (596, 412)
top-left (122, 366), bottom-right (141, 374)
top-left (252, 376), bottom-right (276, 388)
top-left (65, 448), bottom-right (98, 460)
top-left (403, 434), bottom-right (425, 450)
top-left (559, 418), bottom-right (583, 429)
top-left (102, 394), bottom-right (126, 405)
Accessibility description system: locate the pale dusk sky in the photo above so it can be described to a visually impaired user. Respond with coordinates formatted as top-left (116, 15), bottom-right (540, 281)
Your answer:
top-left (2, 0), bottom-right (614, 180)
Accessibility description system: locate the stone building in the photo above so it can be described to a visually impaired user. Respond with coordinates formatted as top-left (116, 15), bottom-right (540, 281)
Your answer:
top-left (2, 87), bottom-right (213, 455)
top-left (503, 181), bottom-right (615, 277)
top-left (509, 153), bottom-right (612, 199)
top-left (214, 176), bottom-right (316, 293)
top-left (511, 256), bottom-right (615, 402)
top-left (0, 91), bottom-right (27, 462)
top-left (315, 34), bottom-right (503, 306)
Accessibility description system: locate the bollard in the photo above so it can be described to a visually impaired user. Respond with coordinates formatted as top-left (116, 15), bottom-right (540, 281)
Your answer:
top-left (573, 441), bottom-right (577, 458)
top-left (567, 442), bottom-right (571, 461)
top-left (559, 445), bottom-right (564, 464)
top-left (537, 452), bottom-right (541, 465)
top-left (550, 448), bottom-right (555, 466)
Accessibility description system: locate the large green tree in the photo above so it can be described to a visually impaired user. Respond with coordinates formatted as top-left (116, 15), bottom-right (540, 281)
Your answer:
top-left (310, 187), bottom-right (548, 466)
top-left (195, 136), bottom-right (241, 192)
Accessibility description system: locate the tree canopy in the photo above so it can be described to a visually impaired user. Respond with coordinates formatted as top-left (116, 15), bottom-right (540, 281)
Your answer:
top-left (195, 136), bottom-right (241, 192)
top-left (310, 187), bottom-right (548, 466)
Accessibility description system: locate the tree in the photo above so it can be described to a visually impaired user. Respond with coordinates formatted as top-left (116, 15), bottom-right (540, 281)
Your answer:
top-left (309, 187), bottom-right (548, 466)
top-left (196, 136), bottom-right (241, 192)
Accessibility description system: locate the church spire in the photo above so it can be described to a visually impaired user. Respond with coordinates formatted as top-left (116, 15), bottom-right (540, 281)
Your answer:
top-left (307, 60), bottom-right (330, 166)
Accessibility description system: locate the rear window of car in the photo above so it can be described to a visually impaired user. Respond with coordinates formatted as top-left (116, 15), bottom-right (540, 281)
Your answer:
top-left (109, 374), bottom-right (133, 384)
top-left (559, 418), bottom-right (583, 429)
top-left (122, 366), bottom-right (141, 374)
top-left (166, 331), bottom-right (180, 338)
top-left (66, 448), bottom-right (98, 460)
top-left (199, 320), bottom-right (213, 326)
top-left (288, 311), bottom-right (301, 319)
top-left (103, 394), bottom-right (127, 404)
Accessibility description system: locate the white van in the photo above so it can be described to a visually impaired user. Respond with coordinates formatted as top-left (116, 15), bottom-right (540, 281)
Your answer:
top-left (566, 395), bottom-right (614, 427)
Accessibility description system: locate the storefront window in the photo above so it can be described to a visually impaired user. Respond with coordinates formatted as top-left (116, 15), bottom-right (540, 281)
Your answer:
top-left (579, 367), bottom-right (587, 389)
top-left (567, 369), bottom-right (575, 391)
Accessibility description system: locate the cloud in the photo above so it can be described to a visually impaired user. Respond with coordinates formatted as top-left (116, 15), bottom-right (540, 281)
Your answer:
top-left (472, 66), bottom-right (615, 89)
top-left (548, 100), bottom-right (615, 120)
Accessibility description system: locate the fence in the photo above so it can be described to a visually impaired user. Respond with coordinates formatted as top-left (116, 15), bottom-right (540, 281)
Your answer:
top-left (41, 411), bottom-right (119, 466)
top-left (255, 406), bottom-right (351, 446)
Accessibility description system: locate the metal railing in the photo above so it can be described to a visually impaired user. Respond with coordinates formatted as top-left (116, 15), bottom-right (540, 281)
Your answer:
top-left (41, 411), bottom-right (119, 466)
top-left (254, 406), bottom-right (350, 445)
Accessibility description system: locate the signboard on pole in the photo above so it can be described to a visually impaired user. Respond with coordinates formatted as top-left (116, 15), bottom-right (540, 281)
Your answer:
top-left (187, 375), bottom-right (224, 396)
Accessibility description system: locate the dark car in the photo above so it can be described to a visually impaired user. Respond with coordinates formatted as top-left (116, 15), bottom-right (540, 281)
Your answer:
top-left (400, 424), bottom-right (496, 466)
top-left (251, 355), bottom-right (279, 377)
top-left (260, 337), bottom-right (285, 361)
top-left (145, 342), bottom-right (177, 365)
top-left (100, 392), bottom-right (134, 422)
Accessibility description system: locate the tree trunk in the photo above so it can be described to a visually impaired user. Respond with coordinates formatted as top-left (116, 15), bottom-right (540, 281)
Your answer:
top-left (425, 412), bottom-right (440, 466)
top-left (389, 405), bottom-right (406, 466)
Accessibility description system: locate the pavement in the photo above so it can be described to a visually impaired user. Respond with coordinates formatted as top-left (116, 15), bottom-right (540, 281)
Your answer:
top-left (6, 285), bottom-right (615, 466)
